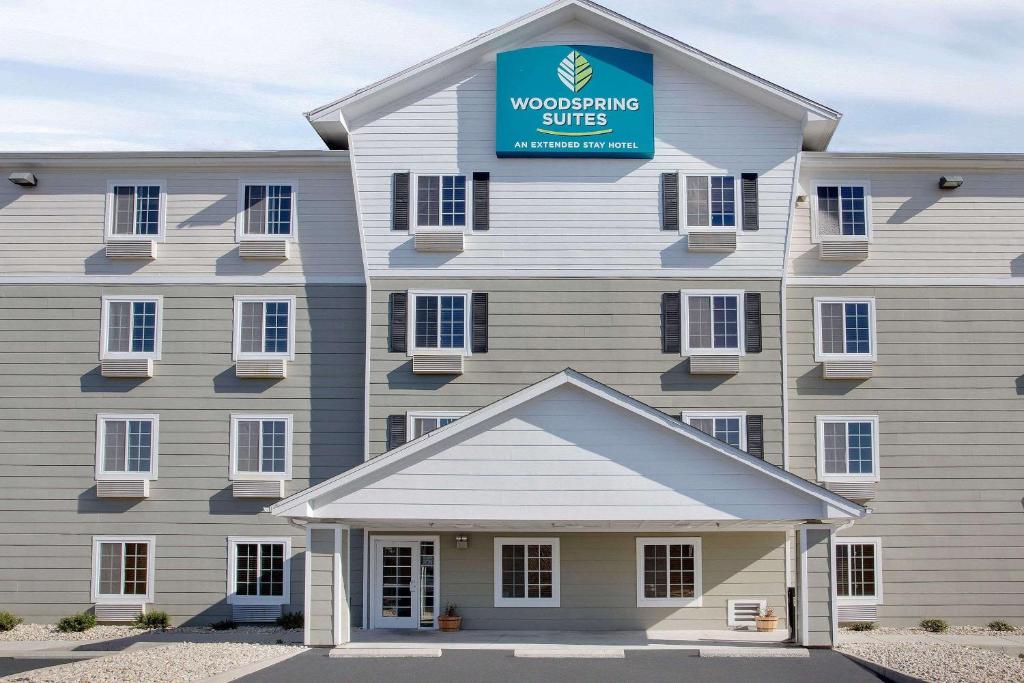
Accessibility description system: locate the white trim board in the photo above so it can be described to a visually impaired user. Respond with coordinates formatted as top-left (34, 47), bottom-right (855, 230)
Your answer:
top-left (270, 369), bottom-right (867, 520)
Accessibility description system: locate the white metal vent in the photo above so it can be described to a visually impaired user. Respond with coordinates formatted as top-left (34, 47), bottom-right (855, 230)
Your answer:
top-left (412, 354), bottom-right (464, 375)
top-left (822, 361), bottom-right (873, 380)
top-left (727, 599), bottom-right (767, 628)
top-left (232, 604), bottom-right (282, 623)
top-left (826, 481), bottom-right (877, 501)
top-left (96, 480), bottom-right (149, 498)
top-left (232, 480), bottom-right (284, 498)
top-left (239, 240), bottom-right (289, 259)
top-left (415, 229), bottom-right (464, 252)
top-left (819, 240), bottom-right (869, 261)
top-left (235, 359), bottom-right (287, 379)
top-left (105, 240), bottom-right (156, 259)
top-left (837, 604), bottom-right (878, 622)
top-left (101, 358), bottom-right (154, 379)
top-left (689, 354), bottom-right (740, 375)
top-left (95, 603), bottom-right (144, 622)
top-left (687, 231), bottom-right (737, 253)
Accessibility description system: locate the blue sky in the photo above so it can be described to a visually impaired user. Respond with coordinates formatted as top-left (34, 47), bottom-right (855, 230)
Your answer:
top-left (2, 0), bottom-right (1022, 152)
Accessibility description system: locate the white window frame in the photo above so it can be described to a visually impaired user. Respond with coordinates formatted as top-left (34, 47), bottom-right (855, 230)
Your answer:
top-left (229, 414), bottom-right (293, 481)
top-left (681, 173), bottom-right (740, 233)
top-left (226, 536), bottom-right (292, 606)
top-left (816, 415), bottom-right (880, 483)
top-left (406, 411), bottom-right (469, 441)
top-left (810, 180), bottom-right (872, 243)
top-left (681, 290), bottom-right (745, 356)
top-left (406, 289), bottom-right (473, 357)
top-left (235, 180), bottom-right (299, 242)
top-left (813, 296), bottom-right (877, 362)
top-left (232, 295), bottom-right (297, 361)
top-left (91, 535), bottom-right (156, 604)
top-left (681, 411), bottom-right (747, 451)
top-left (833, 536), bottom-right (883, 606)
top-left (412, 173), bottom-right (472, 231)
top-left (99, 295), bottom-right (164, 361)
top-left (95, 414), bottom-right (160, 481)
top-left (635, 537), bottom-right (703, 608)
top-left (104, 180), bottom-right (167, 242)
top-left (493, 537), bottom-right (560, 608)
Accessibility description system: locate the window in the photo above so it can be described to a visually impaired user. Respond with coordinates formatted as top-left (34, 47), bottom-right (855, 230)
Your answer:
top-left (407, 412), bottom-right (467, 439)
top-left (835, 538), bottom-right (882, 604)
top-left (408, 291), bottom-right (470, 354)
top-left (91, 536), bottom-right (155, 603)
top-left (96, 415), bottom-right (159, 480)
top-left (636, 538), bottom-right (702, 607)
top-left (684, 175), bottom-right (736, 228)
top-left (239, 182), bottom-right (296, 238)
top-left (416, 175), bottom-right (467, 227)
top-left (230, 415), bottom-right (293, 480)
top-left (682, 292), bottom-right (743, 354)
top-left (227, 537), bottom-right (291, 604)
top-left (106, 182), bottom-right (164, 239)
top-left (493, 538), bottom-right (559, 607)
top-left (813, 183), bottom-right (869, 238)
top-left (233, 296), bottom-right (296, 360)
top-left (816, 416), bottom-right (879, 482)
top-left (100, 296), bottom-right (162, 360)
top-left (814, 298), bottom-right (876, 361)
top-left (682, 412), bottom-right (745, 450)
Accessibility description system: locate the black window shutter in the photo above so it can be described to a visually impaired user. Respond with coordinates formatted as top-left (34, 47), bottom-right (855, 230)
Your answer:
top-left (388, 292), bottom-right (407, 353)
top-left (746, 415), bottom-right (764, 459)
top-left (471, 292), bottom-right (489, 353)
top-left (472, 172), bottom-right (490, 231)
top-left (744, 292), bottom-right (762, 353)
top-left (392, 172), bottom-right (410, 231)
top-left (661, 292), bottom-right (681, 353)
top-left (661, 172), bottom-right (679, 230)
top-left (741, 173), bottom-right (759, 231)
top-left (387, 414), bottom-right (407, 450)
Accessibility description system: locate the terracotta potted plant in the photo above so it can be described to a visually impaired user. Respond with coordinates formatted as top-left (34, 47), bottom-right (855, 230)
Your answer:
top-left (754, 606), bottom-right (779, 632)
top-left (438, 603), bottom-right (462, 632)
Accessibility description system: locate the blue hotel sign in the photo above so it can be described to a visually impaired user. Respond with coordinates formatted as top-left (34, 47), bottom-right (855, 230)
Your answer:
top-left (495, 45), bottom-right (654, 158)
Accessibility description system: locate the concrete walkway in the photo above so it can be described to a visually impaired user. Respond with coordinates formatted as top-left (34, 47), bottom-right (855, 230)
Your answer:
top-left (331, 628), bottom-right (804, 659)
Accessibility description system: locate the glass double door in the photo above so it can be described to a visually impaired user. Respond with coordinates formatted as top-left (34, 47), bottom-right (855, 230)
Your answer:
top-left (372, 538), bottom-right (436, 629)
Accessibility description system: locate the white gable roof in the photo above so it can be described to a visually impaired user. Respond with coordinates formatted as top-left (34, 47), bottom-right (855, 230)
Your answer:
top-left (306, 0), bottom-right (840, 151)
top-left (271, 370), bottom-right (865, 525)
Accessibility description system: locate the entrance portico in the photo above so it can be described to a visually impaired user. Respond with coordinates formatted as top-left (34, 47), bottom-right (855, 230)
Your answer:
top-left (273, 371), bottom-right (865, 648)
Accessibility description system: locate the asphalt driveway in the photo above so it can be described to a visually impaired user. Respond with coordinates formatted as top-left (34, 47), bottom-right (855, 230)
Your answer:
top-left (240, 648), bottom-right (885, 683)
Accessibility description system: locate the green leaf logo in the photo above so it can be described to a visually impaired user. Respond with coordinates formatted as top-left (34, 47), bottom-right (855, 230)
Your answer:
top-left (557, 50), bottom-right (593, 93)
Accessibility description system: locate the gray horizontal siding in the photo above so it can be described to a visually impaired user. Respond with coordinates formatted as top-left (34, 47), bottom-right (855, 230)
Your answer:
top-left (369, 277), bottom-right (784, 466)
top-left (787, 284), bottom-right (1024, 625)
top-left (0, 283), bottom-right (365, 624)
top-left (0, 166), bottom-right (363, 279)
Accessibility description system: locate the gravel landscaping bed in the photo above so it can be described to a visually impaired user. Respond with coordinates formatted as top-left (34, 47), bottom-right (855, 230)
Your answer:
top-left (0, 624), bottom-right (150, 642)
top-left (0, 641), bottom-right (305, 683)
top-left (838, 641), bottom-right (1024, 683)
top-left (0, 624), bottom-right (298, 643)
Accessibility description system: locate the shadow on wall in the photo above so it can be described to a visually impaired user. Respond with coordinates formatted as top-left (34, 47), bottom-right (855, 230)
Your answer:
top-left (659, 359), bottom-right (733, 392)
top-left (793, 365), bottom-right (867, 396)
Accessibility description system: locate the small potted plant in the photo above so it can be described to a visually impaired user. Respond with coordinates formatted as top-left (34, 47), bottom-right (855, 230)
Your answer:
top-left (438, 603), bottom-right (462, 632)
top-left (754, 606), bottom-right (779, 632)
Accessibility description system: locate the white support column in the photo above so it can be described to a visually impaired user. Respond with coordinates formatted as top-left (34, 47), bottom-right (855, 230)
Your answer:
top-left (304, 524), bottom-right (350, 647)
top-left (797, 525), bottom-right (836, 647)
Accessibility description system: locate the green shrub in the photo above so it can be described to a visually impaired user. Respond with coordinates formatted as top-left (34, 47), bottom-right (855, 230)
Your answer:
top-left (57, 612), bottom-right (96, 633)
top-left (134, 611), bottom-right (170, 630)
top-left (846, 621), bottom-right (878, 631)
top-left (0, 611), bottom-right (23, 632)
top-left (920, 618), bottom-right (949, 633)
top-left (210, 619), bottom-right (237, 631)
top-left (988, 620), bottom-right (1015, 632)
top-left (276, 611), bottom-right (303, 630)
